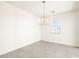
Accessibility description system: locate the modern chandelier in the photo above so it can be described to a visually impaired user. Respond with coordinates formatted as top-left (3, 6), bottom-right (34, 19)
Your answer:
top-left (42, 1), bottom-right (55, 25)
top-left (42, 1), bottom-right (46, 24)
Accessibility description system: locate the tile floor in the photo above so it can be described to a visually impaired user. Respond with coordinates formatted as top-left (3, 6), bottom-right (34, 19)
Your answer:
top-left (0, 40), bottom-right (79, 58)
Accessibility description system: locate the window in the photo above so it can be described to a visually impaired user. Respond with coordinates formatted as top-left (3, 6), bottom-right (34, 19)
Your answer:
top-left (50, 15), bottom-right (61, 34)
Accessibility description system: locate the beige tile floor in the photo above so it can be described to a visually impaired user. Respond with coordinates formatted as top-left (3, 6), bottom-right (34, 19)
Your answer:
top-left (0, 40), bottom-right (79, 58)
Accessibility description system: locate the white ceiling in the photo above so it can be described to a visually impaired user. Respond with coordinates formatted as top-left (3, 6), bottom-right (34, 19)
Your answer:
top-left (5, 1), bottom-right (79, 17)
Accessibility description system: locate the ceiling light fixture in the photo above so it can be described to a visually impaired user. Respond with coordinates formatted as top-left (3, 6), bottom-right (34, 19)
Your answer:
top-left (42, 1), bottom-right (46, 24)
top-left (42, 1), bottom-right (46, 3)
top-left (52, 11), bottom-right (55, 13)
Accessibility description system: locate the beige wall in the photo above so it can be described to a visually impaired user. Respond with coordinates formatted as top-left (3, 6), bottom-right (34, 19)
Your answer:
top-left (42, 9), bottom-right (79, 47)
top-left (0, 2), bottom-right (40, 55)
